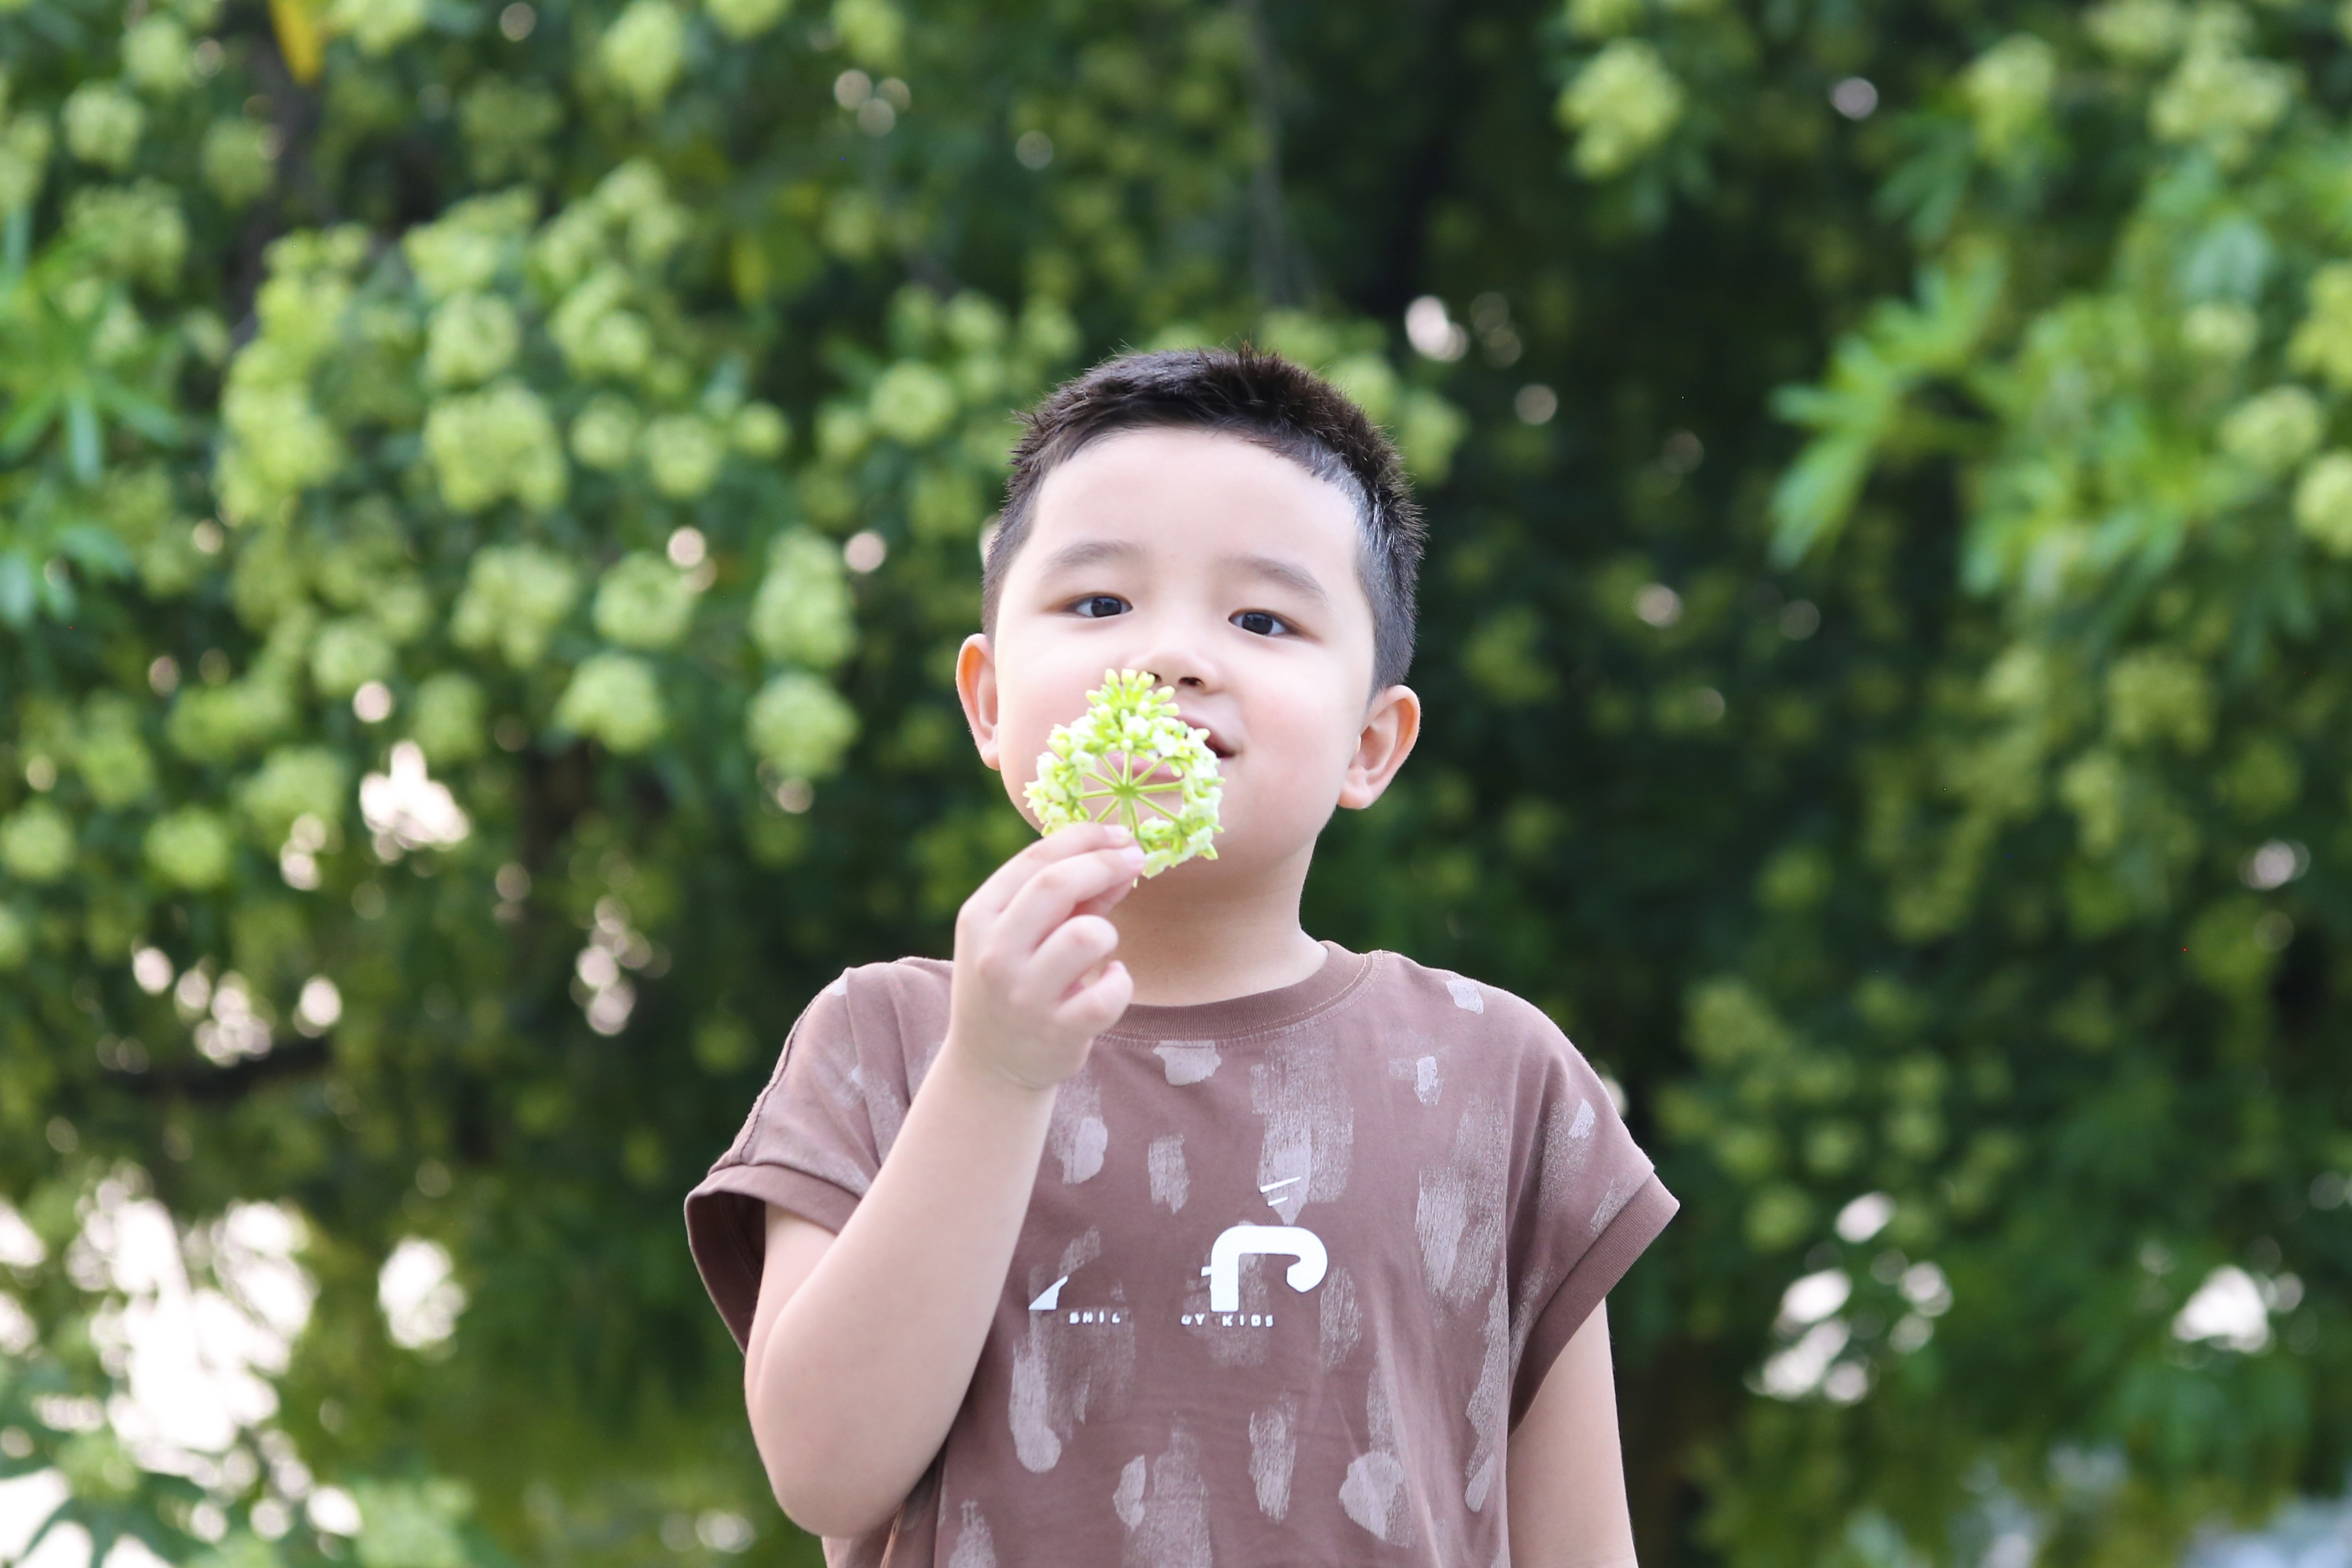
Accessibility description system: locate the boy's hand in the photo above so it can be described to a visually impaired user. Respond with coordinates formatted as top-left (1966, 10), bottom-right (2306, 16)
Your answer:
top-left (946, 823), bottom-right (1144, 1092)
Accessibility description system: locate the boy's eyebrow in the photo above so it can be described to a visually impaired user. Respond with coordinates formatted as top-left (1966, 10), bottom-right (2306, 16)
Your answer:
top-left (1226, 552), bottom-right (1331, 607)
top-left (1034, 537), bottom-right (1146, 575)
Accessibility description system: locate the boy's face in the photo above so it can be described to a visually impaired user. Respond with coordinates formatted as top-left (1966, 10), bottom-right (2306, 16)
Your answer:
top-left (957, 427), bottom-right (1419, 883)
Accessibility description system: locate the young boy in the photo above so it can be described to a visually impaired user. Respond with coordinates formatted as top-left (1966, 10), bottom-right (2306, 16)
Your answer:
top-left (686, 347), bottom-right (1675, 1566)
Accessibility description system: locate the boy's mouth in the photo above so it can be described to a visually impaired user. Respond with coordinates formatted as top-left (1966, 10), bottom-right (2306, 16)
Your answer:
top-left (1181, 715), bottom-right (1234, 760)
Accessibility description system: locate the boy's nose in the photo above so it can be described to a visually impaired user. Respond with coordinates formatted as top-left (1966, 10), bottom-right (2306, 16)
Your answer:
top-left (1137, 649), bottom-right (1217, 690)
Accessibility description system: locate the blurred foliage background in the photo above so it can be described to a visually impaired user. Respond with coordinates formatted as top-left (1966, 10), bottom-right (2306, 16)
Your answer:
top-left (3, 0), bottom-right (2351, 1564)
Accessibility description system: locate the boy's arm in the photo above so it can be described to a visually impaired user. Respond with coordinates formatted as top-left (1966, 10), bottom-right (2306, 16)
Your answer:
top-left (1506, 1300), bottom-right (1641, 1568)
top-left (739, 824), bottom-right (1144, 1539)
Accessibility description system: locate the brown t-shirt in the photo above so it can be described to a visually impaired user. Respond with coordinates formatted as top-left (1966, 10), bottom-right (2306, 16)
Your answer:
top-left (686, 942), bottom-right (1675, 1567)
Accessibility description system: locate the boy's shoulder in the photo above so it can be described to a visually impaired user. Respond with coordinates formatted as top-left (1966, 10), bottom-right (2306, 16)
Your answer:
top-left (824, 953), bottom-right (954, 1003)
top-left (801, 955), bottom-right (954, 1051)
top-left (1336, 946), bottom-right (1567, 1047)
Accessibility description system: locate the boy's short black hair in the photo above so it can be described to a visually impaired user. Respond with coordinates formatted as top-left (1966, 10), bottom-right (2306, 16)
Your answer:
top-left (983, 345), bottom-right (1425, 689)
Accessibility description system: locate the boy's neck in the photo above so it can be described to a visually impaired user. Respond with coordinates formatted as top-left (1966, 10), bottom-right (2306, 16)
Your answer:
top-left (1107, 847), bottom-right (1327, 1007)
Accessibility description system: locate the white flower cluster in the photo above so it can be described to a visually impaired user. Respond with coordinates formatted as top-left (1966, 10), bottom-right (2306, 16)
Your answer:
top-left (1025, 669), bottom-right (1222, 878)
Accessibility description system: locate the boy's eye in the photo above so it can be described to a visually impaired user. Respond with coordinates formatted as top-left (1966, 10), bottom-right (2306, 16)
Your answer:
top-left (1232, 610), bottom-right (1290, 637)
top-left (1071, 595), bottom-right (1129, 619)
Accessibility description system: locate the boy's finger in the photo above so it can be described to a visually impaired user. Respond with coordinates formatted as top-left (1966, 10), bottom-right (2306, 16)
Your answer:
top-left (961, 823), bottom-right (1132, 925)
top-left (1069, 859), bottom-right (1144, 921)
top-left (1026, 913), bottom-right (1121, 1005)
top-left (1052, 959), bottom-right (1133, 1041)
top-left (991, 845), bottom-right (1146, 958)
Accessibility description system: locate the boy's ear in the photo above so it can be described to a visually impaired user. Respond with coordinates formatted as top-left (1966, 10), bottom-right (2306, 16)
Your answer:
top-left (1338, 684), bottom-right (1421, 811)
top-left (955, 634), bottom-right (1005, 772)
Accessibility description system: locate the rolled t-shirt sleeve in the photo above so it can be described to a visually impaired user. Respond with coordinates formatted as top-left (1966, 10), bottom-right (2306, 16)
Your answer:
top-left (1507, 1029), bottom-right (1678, 1425)
top-left (683, 971), bottom-right (895, 1349)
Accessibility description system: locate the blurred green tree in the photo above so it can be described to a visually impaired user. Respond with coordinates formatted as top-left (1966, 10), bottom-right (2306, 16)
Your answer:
top-left (1, 0), bottom-right (2347, 1565)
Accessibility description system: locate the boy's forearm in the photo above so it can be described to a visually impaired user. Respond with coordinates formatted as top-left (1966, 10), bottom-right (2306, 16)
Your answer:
top-left (747, 1039), bottom-right (1057, 1536)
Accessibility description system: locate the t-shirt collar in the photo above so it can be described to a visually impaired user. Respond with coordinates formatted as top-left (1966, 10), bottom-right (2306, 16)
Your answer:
top-left (1098, 940), bottom-right (1373, 1044)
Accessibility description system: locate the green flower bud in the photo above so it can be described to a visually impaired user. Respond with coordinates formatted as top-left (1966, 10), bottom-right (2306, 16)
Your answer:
top-left (1965, 36), bottom-right (2056, 161)
top-left (572, 395), bottom-right (643, 470)
top-left (2150, 36), bottom-right (2292, 165)
top-left (451, 546), bottom-right (581, 668)
top-left (425, 293), bottom-right (521, 387)
top-left (833, 0), bottom-right (904, 68)
top-left (0, 117), bottom-right (55, 215)
top-left (868, 361), bottom-right (958, 446)
top-left (2219, 386), bottom-right (2323, 475)
top-left (328, 0), bottom-right (430, 55)
top-left (169, 679), bottom-right (295, 762)
top-left (76, 698), bottom-right (158, 811)
top-left (250, 269), bottom-right (354, 365)
top-left (201, 119), bottom-right (277, 206)
top-left (594, 158), bottom-right (668, 220)
top-left (555, 653), bottom-right (667, 754)
top-left (2183, 301), bottom-right (2258, 361)
top-left (2293, 451), bottom-right (2352, 553)
top-left (733, 402), bottom-right (790, 459)
top-left (460, 77), bottom-right (562, 182)
top-left (311, 618), bottom-right (397, 697)
top-left (593, 552), bottom-right (698, 650)
top-left (64, 82), bottom-right (145, 170)
top-left (240, 746), bottom-right (350, 843)
top-left (217, 385), bottom-right (344, 520)
top-left (531, 205), bottom-right (606, 296)
top-left (750, 529), bottom-right (855, 668)
top-left (425, 381), bottom-right (568, 513)
top-left (123, 15), bottom-right (196, 94)
top-left (1566, 0), bottom-right (1643, 38)
top-left (601, 1), bottom-right (688, 112)
top-left (2107, 649), bottom-right (2214, 753)
top-left (2085, 0), bottom-right (2183, 63)
top-left (550, 269), bottom-right (655, 379)
top-left (644, 414), bottom-right (725, 499)
top-left (229, 525), bottom-right (309, 631)
top-left (943, 291), bottom-right (1008, 352)
top-left (816, 403), bottom-right (870, 463)
top-left (909, 464), bottom-right (982, 539)
top-left (747, 671), bottom-right (858, 778)
top-left (1558, 39), bottom-right (1683, 179)
top-left (1, 802), bottom-right (76, 882)
top-left (371, 580), bottom-right (433, 646)
top-left (146, 807), bottom-right (235, 890)
top-left (1326, 353), bottom-right (1399, 425)
top-left (2289, 263), bottom-right (2352, 391)
top-left (0, 904), bottom-right (29, 970)
top-left (141, 529), bottom-right (206, 597)
top-left (67, 181), bottom-right (186, 289)
top-left (709, 0), bottom-right (791, 38)
top-left (402, 191), bottom-right (536, 300)
top-left (1396, 388), bottom-right (1468, 483)
top-left (822, 190), bottom-right (882, 260)
top-left (410, 672), bottom-right (487, 764)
